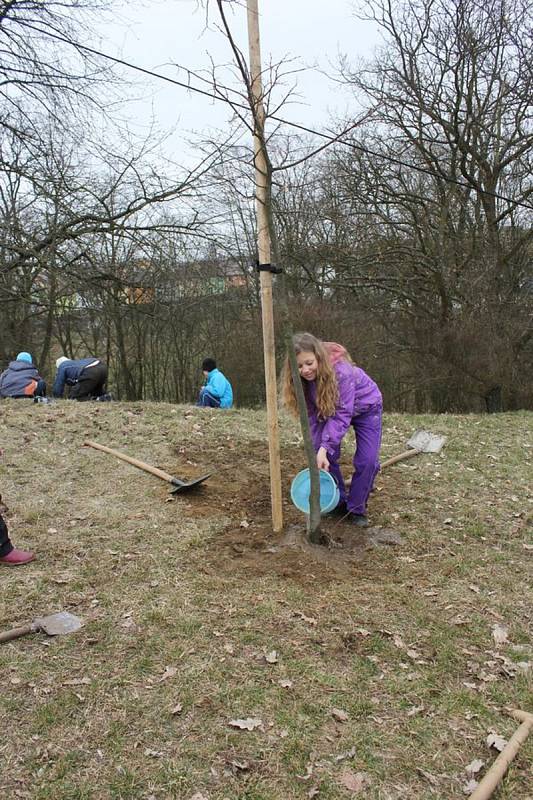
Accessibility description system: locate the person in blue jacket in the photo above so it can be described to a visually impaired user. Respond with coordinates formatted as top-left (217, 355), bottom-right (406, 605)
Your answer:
top-left (53, 356), bottom-right (109, 401)
top-left (0, 352), bottom-right (46, 399)
top-left (197, 358), bottom-right (233, 408)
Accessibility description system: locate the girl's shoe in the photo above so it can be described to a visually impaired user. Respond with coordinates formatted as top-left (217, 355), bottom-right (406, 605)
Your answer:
top-left (0, 548), bottom-right (35, 565)
top-left (348, 513), bottom-right (369, 528)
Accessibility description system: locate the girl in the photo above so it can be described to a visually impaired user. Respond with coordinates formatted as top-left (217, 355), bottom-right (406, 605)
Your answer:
top-left (282, 333), bottom-right (382, 527)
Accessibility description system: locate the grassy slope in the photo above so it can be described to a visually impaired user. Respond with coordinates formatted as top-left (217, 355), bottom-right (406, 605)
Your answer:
top-left (0, 401), bottom-right (531, 800)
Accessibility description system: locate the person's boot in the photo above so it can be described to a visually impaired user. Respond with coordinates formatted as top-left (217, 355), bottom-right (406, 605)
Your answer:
top-left (347, 513), bottom-right (369, 528)
top-left (0, 548), bottom-right (35, 565)
top-left (330, 501), bottom-right (348, 517)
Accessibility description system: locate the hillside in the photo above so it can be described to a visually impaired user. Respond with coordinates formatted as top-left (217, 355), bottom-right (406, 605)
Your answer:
top-left (0, 401), bottom-right (531, 799)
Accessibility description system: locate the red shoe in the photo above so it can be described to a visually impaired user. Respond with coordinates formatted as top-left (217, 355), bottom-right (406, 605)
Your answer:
top-left (0, 548), bottom-right (35, 565)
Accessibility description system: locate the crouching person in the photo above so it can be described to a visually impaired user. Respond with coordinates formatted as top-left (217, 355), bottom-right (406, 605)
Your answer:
top-left (53, 356), bottom-right (109, 401)
top-left (0, 352), bottom-right (46, 399)
top-left (197, 358), bottom-right (233, 408)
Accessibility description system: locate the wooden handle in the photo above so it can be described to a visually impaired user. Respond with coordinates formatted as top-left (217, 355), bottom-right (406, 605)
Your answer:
top-left (381, 448), bottom-right (421, 469)
top-left (0, 624), bottom-right (34, 643)
top-left (468, 709), bottom-right (533, 800)
top-left (84, 441), bottom-right (174, 483)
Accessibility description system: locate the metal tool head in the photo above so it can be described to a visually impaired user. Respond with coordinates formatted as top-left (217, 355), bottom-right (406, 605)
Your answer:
top-left (169, 473), bottom-right (212, 494)
top-left (34, 611), bottom-right (83, 636)
top-left (406, 429), bottom-right (447, 454)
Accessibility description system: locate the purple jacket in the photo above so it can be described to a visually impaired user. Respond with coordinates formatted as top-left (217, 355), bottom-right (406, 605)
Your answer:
top-left (305, 360), bottom-right (382, 455)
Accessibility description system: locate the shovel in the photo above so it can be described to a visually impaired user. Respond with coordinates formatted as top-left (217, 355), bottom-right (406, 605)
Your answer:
top-left (0, 611), bottom-right (83, 644)
top-left (381, 429), bottom-right (446, 469)
top-left (84, 440), bottom-right (212, 494)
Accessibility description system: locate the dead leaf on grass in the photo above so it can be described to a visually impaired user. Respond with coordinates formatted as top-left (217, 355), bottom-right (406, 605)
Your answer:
top-left (295, 610), bottom-right (318, 625)
top-left (144, 748), bottom-right (164, 758)
top-left (492, 624), bottom-right (509, 646)
top-left (462, 778), bottom-right (479, 794)
top-left (279, 679), bottom-right (293, 689)
top-left (338, 769), bottom-right (368, 793)
top-left (334, 746), bottom-right (357, 762)
top-left (264, 650), bottom-right (278, 664)
top-left (62, 677), bottom-right (91, 686)
top-left (171, 703), bottom-right (183, 715)
top-left (486, 732), bottom-right (507, 752)
top-left (308, 787), bottom-right (320, 798)
top-left (189, 793), bottom-right (209, 800)
top-left (331, 708), bottom-right (349, 722)
top-left (240, 519), bottom-right (250, 528)
top-left (159, 666), bottom-right (178, 682)
top-left (228, 717), bottom-right (263, 731)
top-left (465, 758), bottom-right (484, 776)
top-left (416, 768), bottom-right (439, 786)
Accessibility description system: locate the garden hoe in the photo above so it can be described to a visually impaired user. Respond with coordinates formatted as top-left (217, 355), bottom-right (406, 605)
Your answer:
top-left (84, 440), bottom-right (212, 494)
top-left (0, 611), bottom-right (83, 644)
top-left (381, 428), bottom-right (446, 469)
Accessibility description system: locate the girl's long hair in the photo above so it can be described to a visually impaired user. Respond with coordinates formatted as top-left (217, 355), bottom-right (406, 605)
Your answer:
top-left (281, 332), bottom-right (344, 419)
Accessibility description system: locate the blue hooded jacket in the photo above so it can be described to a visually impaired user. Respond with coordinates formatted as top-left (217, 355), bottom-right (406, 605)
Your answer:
top-left (204, 368), bottom-right (233, 408)
top-left (0, 360), bottom-right (42, 398)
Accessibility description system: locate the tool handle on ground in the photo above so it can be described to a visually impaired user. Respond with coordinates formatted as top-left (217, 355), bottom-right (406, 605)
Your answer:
top-left (381, 448), bottom-right (421, 469)
top-left (468, 709), bottom-right (533, 800)
top-left (0, 624), bottom-right (34, 643)
top-left (84, 441), bottom-right (174, 483)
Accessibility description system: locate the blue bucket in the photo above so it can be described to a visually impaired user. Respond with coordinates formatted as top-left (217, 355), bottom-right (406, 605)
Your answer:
top-left (290, 468), bottom-right (340, 515)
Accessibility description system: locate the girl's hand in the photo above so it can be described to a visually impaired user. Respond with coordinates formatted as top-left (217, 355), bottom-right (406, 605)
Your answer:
top-left (316, 447), bottom-right (329, 471)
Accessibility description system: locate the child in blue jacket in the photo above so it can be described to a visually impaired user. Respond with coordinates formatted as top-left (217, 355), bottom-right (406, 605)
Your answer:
top-left (197, 358), bottom-right (233, 408)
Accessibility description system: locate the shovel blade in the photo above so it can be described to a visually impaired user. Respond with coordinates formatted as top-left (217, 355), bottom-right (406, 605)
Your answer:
top-left (406, 429), bottom-right (446, 453)
top-left (170, 473), bottom-right (212, 494)
top-left (35, 611), bottom-right (83, 636)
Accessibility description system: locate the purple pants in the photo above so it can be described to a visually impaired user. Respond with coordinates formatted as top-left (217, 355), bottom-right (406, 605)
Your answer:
top-left (327, 404), bottom-right (382, 515)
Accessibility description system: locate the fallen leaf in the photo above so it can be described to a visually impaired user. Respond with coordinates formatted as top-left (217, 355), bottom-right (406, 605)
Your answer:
top-left (463, 779), bottom-right (479, 794)
top-left (228, 717), bottom-right (263, 731)
top-left (62, 677), bottom-right (91, 686)
top-left (334, 746), bottom-right (357, 762)
top-left (295, 610), bottom-right (318, 625)
top-left (469, 585), bottom-right (481, 594)
top-left (144, 748), bottom-right (164, 758)
top-left (240, 519), bottom-right (250, 528)
top-left (279, 679), bottom-right (293, 689)
top-left (486, 732), bottom-right (507, 752)
top-left (264, 650), bottom-right (278, 664)
top-left (189, 793), bottom-right (209, 800)
top-left (308, 787), bottom-right (320, 798)
top-left (338, 769), bottom-right (367, 793)
top-left (465, 758), bottom-right (484, 776)
top-left (492, 624), bottom-right (509, 646)
top-left (416, 768), bottom-right (439, 786)
top-left (171, 703), bottom-right (183, 715)
top-left (159, 666), bottom-right (177, 682)
top-left (331, 708), bottom-right (349, 722)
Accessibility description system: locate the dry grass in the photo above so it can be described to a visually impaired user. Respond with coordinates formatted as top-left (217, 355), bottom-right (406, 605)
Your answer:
top-left (0, 400), bottom-right (531, 799)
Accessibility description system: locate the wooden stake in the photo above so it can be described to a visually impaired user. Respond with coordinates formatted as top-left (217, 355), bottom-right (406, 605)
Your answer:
top-left (246, 0), bottom-right (283, 533)
top-left (468, 709), bottom-right (533, 800)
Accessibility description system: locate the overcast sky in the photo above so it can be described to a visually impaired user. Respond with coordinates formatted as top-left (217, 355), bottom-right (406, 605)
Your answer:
top-left (99, 0), bottom-right (379, 160)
